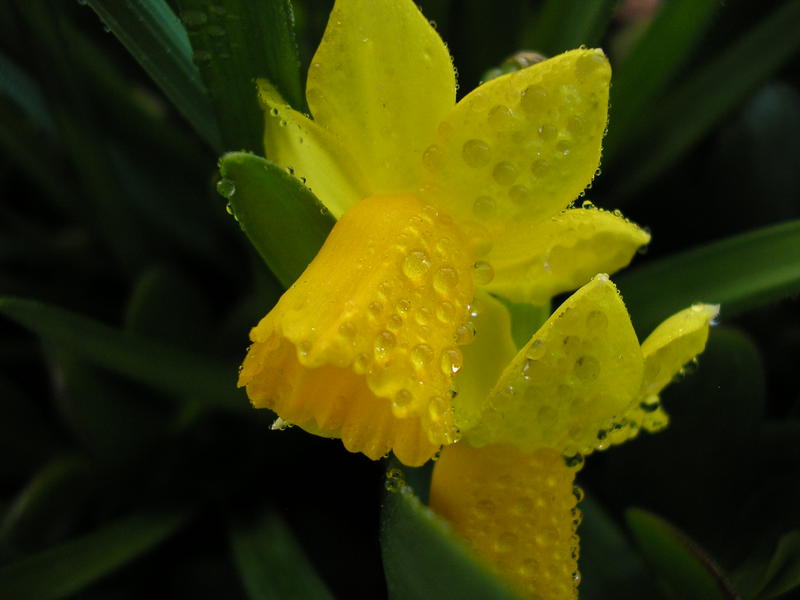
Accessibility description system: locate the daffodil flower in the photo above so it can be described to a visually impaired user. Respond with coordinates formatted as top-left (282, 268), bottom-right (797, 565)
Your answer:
top-left (238, 0), bottom-right (650, 466)
top-left (429, 276), bottom-right (719, 599)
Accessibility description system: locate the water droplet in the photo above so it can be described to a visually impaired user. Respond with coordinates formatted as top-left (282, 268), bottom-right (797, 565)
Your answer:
top-left (472, 196), bottom-right (496, 219)
top-left (581, 200), bottom-right (595, 209)
top-left (453, 324), bottom-right (474, 345)
top-left (436, 301), bottom-right (455, 323)
top-left (575, 355), bottom-right (600, 381)
top-left (462, 139), bottom-right (491, 167)
top-left (567, 115), bottom-right (585, 136)
top-left (368, 301), bottom-right (383, 317)
top-left (526, 339), bottom-right (545, 359)
top-left (509, 184), bottom-right (532, 204)
top-left (440, 347), bottom-right (463, 375)
top-left (216, 178), bottom-right (236, 198)
top-left (374, 330), bottom-right (396, 360)
top-left (397, 298), bottom-right (411, 313)
top-left (639, 395), bottom-right (661, 413)
top-left (473, 261), bottom-right (494, 285)
top-left (492, 162), bottom-right (518, 186)
top-left (415, 306), bottom-right (432, 326)
top-left (411, 344), bottom-right (434, 368)
top-left (575, 51), bottom-right (606, 80)
top-left (354, 352), bottom-right (370, 374)
top-left (388, 314), bottom-right (404, 332)
top-left (496, 531), bottom-right (518, 552)
top-left (530, 159), bottom-right (549, 178)
top-left (520, 85), bottom-right (548, 113)
top-left (488, 104), bottom-right (514, 130)
top-left (433, 267), bottom-right (459, 294)
top-left (422, 144), bottom-right (443, 170)
top-left (428, 395), bottom-right (448, 421)
top-left (557, 139), bottom-right (572, 155)
top-left (563, 452), bottom-right (585, 470)
top-left (538, 123), bottom-right (557, 141)
top-left (402, 249), bottom-right (431, 280)
top-left (338, 320), bottom-right (356, 338)
top-left (393, 389), bottom-right (413, 413)
top-left (586, 310), bottom-right (607, 331)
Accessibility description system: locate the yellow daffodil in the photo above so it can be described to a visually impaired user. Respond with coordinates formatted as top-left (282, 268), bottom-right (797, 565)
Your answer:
top-left (238, 0), bottom-right (650, 466)
top-left (429, 276), bottom-right (719, 599)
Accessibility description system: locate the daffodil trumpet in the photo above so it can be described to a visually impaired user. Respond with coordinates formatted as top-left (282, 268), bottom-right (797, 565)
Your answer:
top-left (428, 276), bottom-right (719, 599)
top-left (238, 0), bottom-right (650, 465)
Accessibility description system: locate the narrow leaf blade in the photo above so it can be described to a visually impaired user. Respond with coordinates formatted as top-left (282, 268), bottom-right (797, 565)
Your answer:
top-left (177, 0), bottom-right (304, 151)
top-left (229, 510), bottom-right (333, 600)
top-left (86, 0), bottom-right (221, 149)
top-left (605, 0), bottom-right (721, 159)
top-left (219, 152), bottom-right (334, 288)
top-left (0, 509), bottom-right (190, 600)
top-left (616, 221), bottom-right (800, 335)
top-left (610, 0), bottom-right (800, 200)
top-left (0, 297), bottom-right (243, 411)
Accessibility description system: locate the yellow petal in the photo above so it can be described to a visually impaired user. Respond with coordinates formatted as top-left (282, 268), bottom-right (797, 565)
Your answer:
top-left (238, 194), bottom-right (475, 466)
top-left (569, 304), bottom-right (718, 450)
top-left (465, 275), bottom-right (644, 456)
top-left (420, 49), bottom-right (610, 258)
top-left (484, 206), bottom-right (651, 304)
top-left (305, 0), bottom-right (456, 194)
top-left (258, 79), bottom-right (367, 218)
top-left (452, 291), bottom-right (517, 434)
top-left (430, 443), bottom-right (581, 600)
top-left (641, 304), bottom-right (719, 396)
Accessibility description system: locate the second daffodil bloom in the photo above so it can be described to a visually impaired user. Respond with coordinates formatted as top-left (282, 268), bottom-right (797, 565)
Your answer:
top-left (238, 0), bottom-right (650, 466)
top-left (429, 277), bottom-right (719, 600)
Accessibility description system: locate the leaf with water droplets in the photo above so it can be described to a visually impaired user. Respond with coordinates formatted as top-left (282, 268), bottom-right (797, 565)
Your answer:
top-left (87, 0), bottom-right (221, 149)
top-left (175, 0), bottom-right (304, 151)
top-left (218, 152), bottom-right (334, 288)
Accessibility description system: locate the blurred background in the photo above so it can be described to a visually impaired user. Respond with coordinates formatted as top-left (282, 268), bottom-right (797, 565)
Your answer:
top-left (1, 0), bottom-right (799, 598)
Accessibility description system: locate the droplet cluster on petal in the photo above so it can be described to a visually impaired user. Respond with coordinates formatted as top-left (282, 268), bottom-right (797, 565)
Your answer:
top-left (431, 443), bottom-right (581, 600)
top-left (465, 276), bottom-right (644, 456)
top-left (420, 49), bottom-right (611, 265)
top-left (239, 194), bottom-right (476, 465)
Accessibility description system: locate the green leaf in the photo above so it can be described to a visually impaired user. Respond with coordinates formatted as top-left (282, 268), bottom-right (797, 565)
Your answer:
top-left (616, 220), bottom-right (800, 335)
top-left (579, 494), bottom-right (658, 600)
top-left (219, 152), bottom-right (334, 288)
top-left (0, 509), bottom-right (190, 600)
top-left (625, 508), bottom-right (739, 600)
top-left (86, 0), bottom-right (221, 150)
top-left (0, 297), bottom-right (244, 412)
top-left (610, 0), bottom-right (800, 200)
top-left (758, 531), bottom-right (800, 600)
top-left (525, 0), bottom-right (616, 55)
top-left (176, 0), bottom-right (304, 152)
top-left (604, 0), bottom-right (721, 160)
top-left (228, 509), bottom-right (333, 600)
top-left (0, 457), bottom-right (90, 558)
top-left (381, 484), bottom-right (517, 600)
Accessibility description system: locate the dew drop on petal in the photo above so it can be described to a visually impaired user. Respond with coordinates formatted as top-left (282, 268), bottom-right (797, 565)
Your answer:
top-left (462, 139), bottom-right (491, 167)
top-left (473, 261), bottom-right (495, 285)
